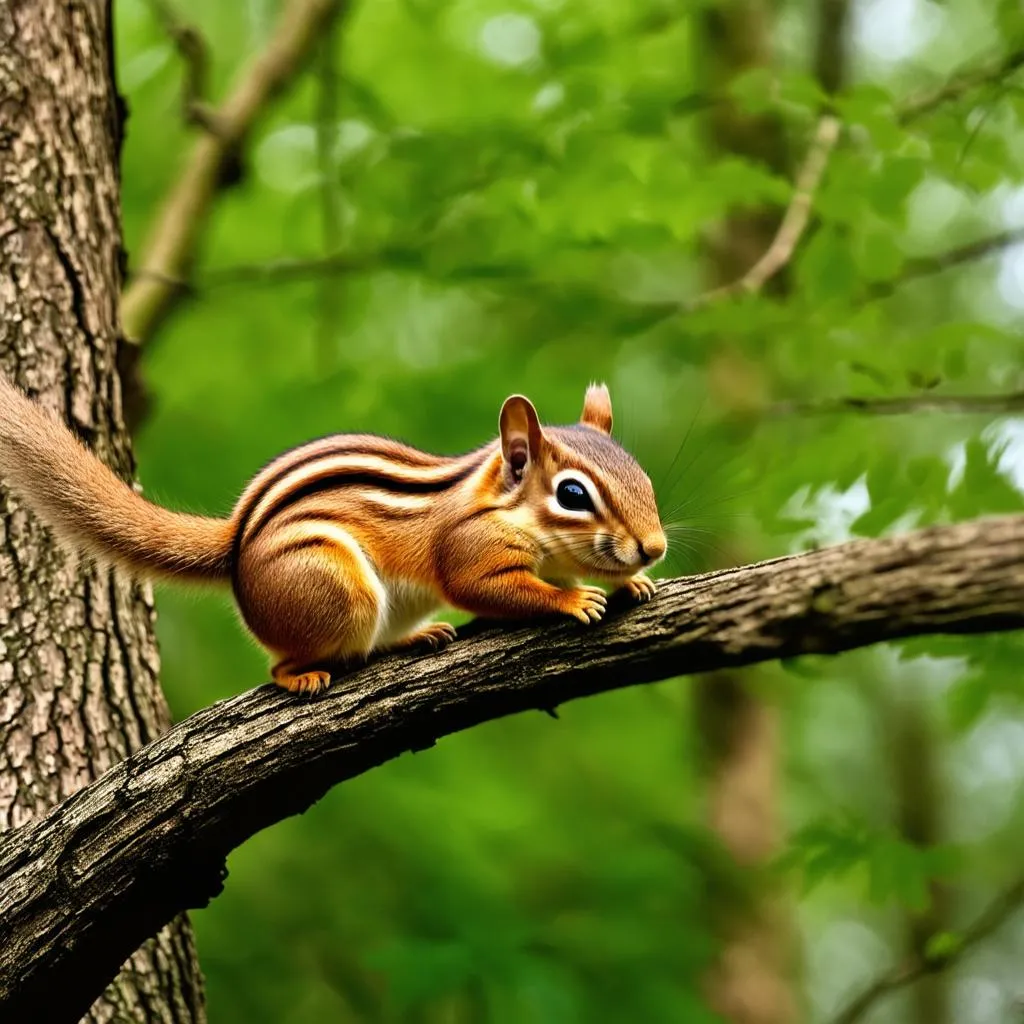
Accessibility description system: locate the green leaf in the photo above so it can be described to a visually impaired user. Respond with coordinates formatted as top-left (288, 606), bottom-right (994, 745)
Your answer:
top-left (868, 838), bottom-right (930, 911)
top-left (948, 438), bottom-right (1023, 519)
top-left (777, 71), bottom-right (827, 111)
top-left (796, 227), bottom-right (859, 302)
top-left (924, 931), bottom-right (963, 962)
top-left (943, 345), bottom-right (968, 380)
top-left (947, 675), bottom-right (991, 731)
top-left (727, 67), bottom-right (777, 116)
top-left (779, 656), bottom-right (823, 679)
top-left (854, 228), bottom-right (905, 281)
top-left (835, 83), bottom-right (900, 150)
top-left (865, 157), bottom-right (926, 220)
top-left (850, 453), bottom-right (906, 536)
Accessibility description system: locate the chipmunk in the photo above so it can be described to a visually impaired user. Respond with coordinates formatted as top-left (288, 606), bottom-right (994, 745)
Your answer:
top-left (0, 380), bottom-right (666, 694)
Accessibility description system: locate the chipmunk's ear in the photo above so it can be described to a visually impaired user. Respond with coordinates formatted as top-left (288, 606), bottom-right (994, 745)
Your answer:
top-left (499, 394), bottom-right (544, 482)
top-left (580, 382), bottom-right (613, 434)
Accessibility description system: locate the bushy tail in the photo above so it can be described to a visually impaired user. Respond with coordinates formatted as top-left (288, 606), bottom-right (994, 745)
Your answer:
top-left (0, 375), bottom-right (233, 582)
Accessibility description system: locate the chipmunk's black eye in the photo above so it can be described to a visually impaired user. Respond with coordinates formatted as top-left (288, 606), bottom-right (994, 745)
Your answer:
top-left (556, 479), bottom-right (594, 512)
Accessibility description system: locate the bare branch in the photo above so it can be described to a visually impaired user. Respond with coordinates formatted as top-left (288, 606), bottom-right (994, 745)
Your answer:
top-left (830, 878), bottom-right (1024, 1024)
top-left (200, 245), bottom-right (523, 288)
top-left (1, 515), bottom-right (1023, 1022)
top-left (866, 225), bottom-right (1024, 300)
top-left (119, 0), bottom-right (349, 346)
top-left (143, 0), bottom-right (215, 130)
top-left (770, 391), bottom-right (1024, 418)
top-left (899, 44), bottom-right (1024, 124)
top-left (685, 115), bottom-right (841, 312)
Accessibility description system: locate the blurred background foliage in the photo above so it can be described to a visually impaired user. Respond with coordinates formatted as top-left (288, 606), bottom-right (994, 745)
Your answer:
top-left (114, 0), bottom-right (1024, 1020)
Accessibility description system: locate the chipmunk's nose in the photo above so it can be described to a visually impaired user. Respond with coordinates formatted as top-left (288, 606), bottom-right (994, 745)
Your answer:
top-left (638, 533), bottom-right (667, 565)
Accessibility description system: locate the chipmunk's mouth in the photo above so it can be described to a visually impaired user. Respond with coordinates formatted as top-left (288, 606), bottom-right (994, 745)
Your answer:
top-left (540, 532), bottom-right (619, 576)
top-left (579, 534), bottom-right (643, 578)
top-left (601, 534), bottom-right (637, 568)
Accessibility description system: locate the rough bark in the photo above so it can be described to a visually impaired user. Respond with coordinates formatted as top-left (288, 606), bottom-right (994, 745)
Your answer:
top-left (0, 2), bottom-right (204, 1021)
top-left (0, 514), bottom-right (1022, 1023)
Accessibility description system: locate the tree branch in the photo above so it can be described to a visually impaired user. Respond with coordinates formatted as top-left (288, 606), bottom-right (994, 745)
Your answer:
top-left (865, 225), bottom-right (1024, 301)
top-left (769, 390), bottom-right (1024, 418)
top-left (685, 115), bottom-right (841, 313)
top-left (899, 44), bottom-right (1024, 124)
top-left (1, 515), bottom-right (1023, 1021)
top-left (829, 877), bottom-right (1024, 1024)
top-left (200, 245), bottom-right (518, 288)
top-left (119, 0), bottom-right (348, 346)
top-left (143, 0), bottom-right (216, 130)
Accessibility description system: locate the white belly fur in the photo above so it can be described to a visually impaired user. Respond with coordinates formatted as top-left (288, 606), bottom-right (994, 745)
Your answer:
top-left (374, 576), bottom-right (444, 648)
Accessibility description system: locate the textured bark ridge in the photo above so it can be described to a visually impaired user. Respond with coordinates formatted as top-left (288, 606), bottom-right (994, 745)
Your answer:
top-left (0, 3), bottom-right (205, 1022)
top-left (0, 514), bottom-right (1022, 1023)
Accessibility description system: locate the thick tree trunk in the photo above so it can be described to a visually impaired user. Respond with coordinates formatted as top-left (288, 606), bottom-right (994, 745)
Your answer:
top-left (0, 3), bottom-right (205, 1021)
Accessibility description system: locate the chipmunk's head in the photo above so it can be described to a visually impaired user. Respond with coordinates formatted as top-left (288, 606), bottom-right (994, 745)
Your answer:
top-left (499, 384), bottom-right (667, 581)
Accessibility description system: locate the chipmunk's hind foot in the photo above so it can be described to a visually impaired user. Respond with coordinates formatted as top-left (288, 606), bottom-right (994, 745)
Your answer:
top-left (272, 662), bottom-right (333, 696)
top-left (393, 621), bottom-right (458, 653)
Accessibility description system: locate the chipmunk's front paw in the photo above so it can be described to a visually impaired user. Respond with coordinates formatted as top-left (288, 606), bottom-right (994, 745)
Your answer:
top-left (622, 573), bottom-right (657, 602)
top-left (398, 622), bottom-right (458, 652)
top-left (564, 585), bottom-right (607, 624)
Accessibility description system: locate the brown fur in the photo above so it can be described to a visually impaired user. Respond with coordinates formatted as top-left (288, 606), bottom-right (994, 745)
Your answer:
top-left (0, 378), bottom-right (665, 692)
top-left (0, 375), bottom-right (233, 580)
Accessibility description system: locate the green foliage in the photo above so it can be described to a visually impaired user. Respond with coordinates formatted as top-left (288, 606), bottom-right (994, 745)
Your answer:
top-left (784, 817), bottom-right (960, 911)
top-left (114, 0), bottom-right (1024, 1018)
top-left (924, 929), bottom-right (964, 962)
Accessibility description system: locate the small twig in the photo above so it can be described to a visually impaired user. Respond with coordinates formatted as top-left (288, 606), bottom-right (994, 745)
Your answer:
top-left (202, 246), bottom-right (425, 286)
top-left (143, 0), bottom-right (216, 130)
top-left (899, 44), bottom-right (1024, 124)
top-left (829, 878), bottom-right (1024, 1024)
top-left (866, 225), bottom-right (1024, 300)
top-left (770, 391), bottom-right (1024, 418)
top-left (120, 0), bottom-right (349, 346)
top-left (685, 115), bottom-right (841, 312)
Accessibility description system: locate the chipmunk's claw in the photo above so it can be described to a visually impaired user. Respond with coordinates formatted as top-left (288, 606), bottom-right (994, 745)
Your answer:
top-left (565, 585), bottom-right (608, 624)
top-left (623, 573), bottom-right (657, 602)
top-left (396, 622), bottom-right (458, 652)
